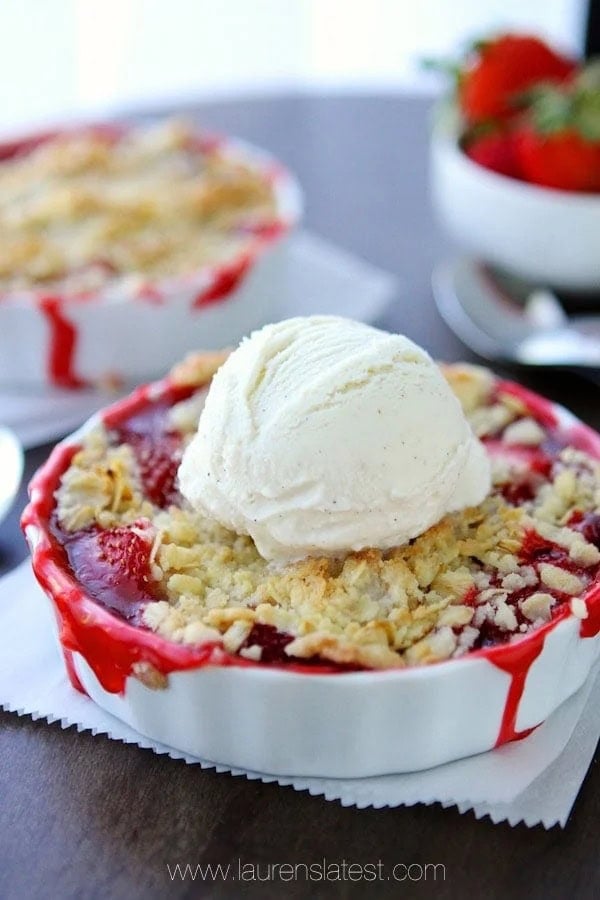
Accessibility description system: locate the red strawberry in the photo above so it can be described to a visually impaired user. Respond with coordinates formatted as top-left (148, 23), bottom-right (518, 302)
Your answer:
top-left (66, 522), bottom-right (155, 621)
top-left (514, 83), bottom-right (600, 191)
top-left (464, 130), bottom-right (521, 178)
top-left (459, 34), bottom-right (576, 125)
top-left (515, 128), bottom-right (600, 191)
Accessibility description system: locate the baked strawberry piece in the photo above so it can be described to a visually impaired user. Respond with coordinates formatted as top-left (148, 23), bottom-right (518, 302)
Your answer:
top-left (62, 523), bottom-right (157, 624)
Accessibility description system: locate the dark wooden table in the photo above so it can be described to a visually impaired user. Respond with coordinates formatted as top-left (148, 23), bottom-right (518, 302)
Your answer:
top-left (1, 94), bottom-right (599, 900)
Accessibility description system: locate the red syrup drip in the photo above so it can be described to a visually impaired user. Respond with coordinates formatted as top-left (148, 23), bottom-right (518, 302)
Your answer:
top-left (38, 296), bottom-right (87, 389)
top-left (193, 255), bottom-right (252, 308)
top-left (491, 635), bottom-right (546, 746)
top-left (191, 212), bottom-right (290, 309)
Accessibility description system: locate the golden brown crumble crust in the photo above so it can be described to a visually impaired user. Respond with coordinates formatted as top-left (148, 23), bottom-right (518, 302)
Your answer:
top-left (0, 120), bottom-right (275, 291)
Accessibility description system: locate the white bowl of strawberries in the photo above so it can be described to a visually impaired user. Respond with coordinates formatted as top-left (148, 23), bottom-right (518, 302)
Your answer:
top-left (430, 34), bottom-right (600, 293)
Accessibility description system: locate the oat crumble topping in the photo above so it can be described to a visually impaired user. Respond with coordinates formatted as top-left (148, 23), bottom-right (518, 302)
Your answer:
top-left (0, 121), bottom-right (275, 292)
top-left (52, 360), bottom-right (600, 669)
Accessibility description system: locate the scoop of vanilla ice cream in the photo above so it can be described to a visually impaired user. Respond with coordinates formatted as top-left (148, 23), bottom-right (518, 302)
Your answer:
top-left (178, 316), bottom-right (491, 562)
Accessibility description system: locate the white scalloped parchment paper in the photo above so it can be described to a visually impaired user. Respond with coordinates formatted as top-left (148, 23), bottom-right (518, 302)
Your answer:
top-left (2, 561), bottom-right (599, 828)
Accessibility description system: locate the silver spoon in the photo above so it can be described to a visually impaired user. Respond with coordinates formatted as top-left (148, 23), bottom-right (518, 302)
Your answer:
top-left (0, 427), bottom-right (24, 525)
top-left (433, 260), bottom-right (600, 369)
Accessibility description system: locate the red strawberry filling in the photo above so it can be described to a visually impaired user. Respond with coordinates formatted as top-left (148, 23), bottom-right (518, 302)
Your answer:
top-left (61, 522), bottom-right (156, 625)
top-left (114, 407), bottom-right (182, 508)
top-left (126, 432), bottom-right (181, 508)
top-left (239, 624), bottom-right (361, 671)
top-left (241, 623), bottom-right (294, 663)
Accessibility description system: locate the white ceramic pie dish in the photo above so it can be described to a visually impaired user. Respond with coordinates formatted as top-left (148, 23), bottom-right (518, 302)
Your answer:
top-left (0, 124), bottom-right (302, 390)
top-left (22, 372), bottom-right (600, 778)
top-left (430, 110), bottom-right (600, 294)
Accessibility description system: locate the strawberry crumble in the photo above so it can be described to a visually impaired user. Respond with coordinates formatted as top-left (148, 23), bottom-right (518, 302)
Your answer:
top-left (48, 356), bottom-right (600, 670)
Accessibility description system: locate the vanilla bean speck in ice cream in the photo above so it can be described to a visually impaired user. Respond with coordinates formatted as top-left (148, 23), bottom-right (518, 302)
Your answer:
top-left (178, 316), bottom-right (491, 562)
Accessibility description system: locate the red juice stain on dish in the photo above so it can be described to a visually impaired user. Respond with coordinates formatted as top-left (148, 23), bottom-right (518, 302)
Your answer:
top-left (193, 255), bottom-right (252, 308)
top-left (491, 635), bottom-right (546, 745)
top-left (474, 589), bottom-right (551, 747)
top-left (38, 296), bottom-right (87, 388)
